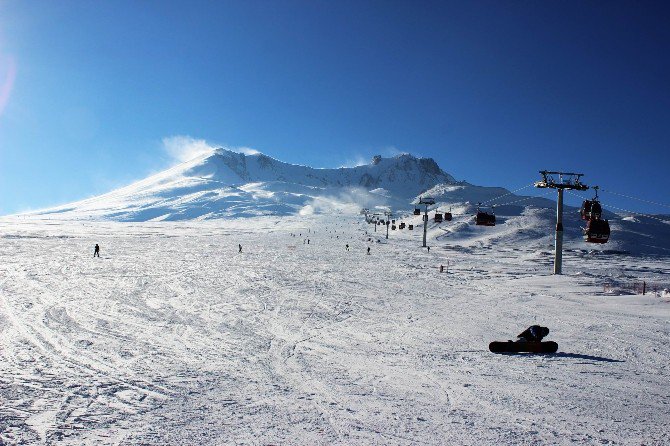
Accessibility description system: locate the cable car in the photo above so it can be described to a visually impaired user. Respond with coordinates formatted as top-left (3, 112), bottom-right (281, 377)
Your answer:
top-left (444, 208), bottom-right (452, 221)
top-left (434, 213), bottom-right (443, 223)
top-left (399, 222), bottom-right (406, 229)
top-left (475, 204), bottom-right (496, 226)
top-left (584, 218), bottom-right (610, 244)
top-left (391, 225), bottom-right (396, 230)
top-left (408, 224), bottom-right (414, 230)
top-left (413, 208), bottom-right (421, 215)
top-left (580, 186), bottom-right (602, 220)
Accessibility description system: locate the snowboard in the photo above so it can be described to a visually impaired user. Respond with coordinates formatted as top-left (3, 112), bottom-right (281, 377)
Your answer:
top-left (489, 340), bottom-right (558, 354)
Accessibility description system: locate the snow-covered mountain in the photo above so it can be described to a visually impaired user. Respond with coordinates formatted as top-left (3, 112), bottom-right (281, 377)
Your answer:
top-left (16, 149), bottom-right (670, 255)
top-left (24, 149), bottom-right (527, 221)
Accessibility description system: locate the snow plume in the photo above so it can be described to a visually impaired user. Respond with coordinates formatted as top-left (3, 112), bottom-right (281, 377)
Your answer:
top-left (340, 154), bottom-right (369, 168)
top-left (163, 136), bottom-right (216, 162)
top-left (299, 188), bottom-right (387, 216)
top-left (162, 136), bottom-right (262, 162)
top-left (238, 147), bottom-right (260, 155)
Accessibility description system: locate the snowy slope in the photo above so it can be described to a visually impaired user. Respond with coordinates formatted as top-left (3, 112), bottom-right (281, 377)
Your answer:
top-left (1, 216), bottom-right (668, 445)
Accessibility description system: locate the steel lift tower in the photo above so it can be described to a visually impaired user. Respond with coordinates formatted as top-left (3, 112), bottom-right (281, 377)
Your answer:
top-left (535, 171), bottom-right (588, 274)
top-left (418, 196), bottom-right (435, 248)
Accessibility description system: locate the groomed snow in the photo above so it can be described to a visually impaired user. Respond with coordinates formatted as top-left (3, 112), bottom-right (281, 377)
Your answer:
top-left (1, 215), bottom-right (668, 445)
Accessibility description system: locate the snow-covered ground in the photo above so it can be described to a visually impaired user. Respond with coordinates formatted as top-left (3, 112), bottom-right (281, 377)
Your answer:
top-left (1, 215), bottom-right (669, 445)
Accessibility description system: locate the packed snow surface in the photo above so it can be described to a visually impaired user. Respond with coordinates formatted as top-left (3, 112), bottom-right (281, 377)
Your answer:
top-left (1, 215), bottom-right (669, 445)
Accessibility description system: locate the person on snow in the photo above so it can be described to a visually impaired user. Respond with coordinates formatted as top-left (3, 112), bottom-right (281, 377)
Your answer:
top-left (367, 246), bottom-right (370, 255)
top-left (345, 244), bottom-right (349, 251)
top-left (94, 244), bottom-right (100, 257)
top-left (517, 325), bottom-right (549, 342)
top-left (238, 244), bottom-right (242, 253)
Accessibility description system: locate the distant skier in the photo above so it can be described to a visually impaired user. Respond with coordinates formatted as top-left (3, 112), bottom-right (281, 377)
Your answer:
top-left (367, 247), bottom-right (370, 255)
top-left (517, 325), bottom-right (549, 342)
top-left (94, 244), bottom-right (100, 257)
top-left (427, 246), bottom-right (431, 253)
top-left (238, 244), bottom-right (242, 253)
top-left (345, 244), bottom-right (349, 251)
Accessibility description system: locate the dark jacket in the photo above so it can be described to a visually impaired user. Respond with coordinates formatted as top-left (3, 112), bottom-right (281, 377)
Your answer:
top-left (517, 325), bottom-right (549, 342)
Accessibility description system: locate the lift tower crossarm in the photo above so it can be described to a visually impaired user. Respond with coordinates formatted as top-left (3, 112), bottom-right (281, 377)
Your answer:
top-left (534, 171), bottom-right (588, 191)
top-left (535, 170), bottom-right (590, 275)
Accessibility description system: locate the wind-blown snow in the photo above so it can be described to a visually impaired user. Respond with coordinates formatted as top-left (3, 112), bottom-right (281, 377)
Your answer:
top-left (0, 215), bottom-right (668, 445)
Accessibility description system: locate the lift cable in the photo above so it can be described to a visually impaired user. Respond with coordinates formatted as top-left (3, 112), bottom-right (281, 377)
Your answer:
top-left (490, 189), bottom-right (554, 208)
top-left (480, 183), bottom-right (536, 206)
top-left (600, 188), bottom-right (670, 211)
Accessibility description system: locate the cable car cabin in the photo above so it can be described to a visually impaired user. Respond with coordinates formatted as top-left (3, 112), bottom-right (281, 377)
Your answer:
top-left (413, 208), bottom-right (421, 215)
top-left (392, 219), bottom-right (396, 224)
top-left (444, 212), bottom-right (452, 221)
top-left (399, 222), bottom-right (406, 229)
top-left (408, 224), bottom-right (414, 230)
top-left (475, 212), bottom-right (496, 226)
top-left (391, 225), bottom-right (396, 230)
top-left (434, 213), bottom-right (443, 223)
top-left (584, 219), bottom-right (610, 244)
top-left (580, 200), bottom-right (602, 220)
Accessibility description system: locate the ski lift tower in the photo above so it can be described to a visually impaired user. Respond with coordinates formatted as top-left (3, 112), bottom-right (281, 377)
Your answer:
top-left (418, 196), bottom-right (435, 247)
top-left (535, 171), bottom-right (588, 275)
top-left (384, 210), bottom-right (393, 239)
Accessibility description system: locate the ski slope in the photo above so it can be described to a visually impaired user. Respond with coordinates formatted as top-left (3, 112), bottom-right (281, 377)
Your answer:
top-left (1, 215), bottom-right (669, 445)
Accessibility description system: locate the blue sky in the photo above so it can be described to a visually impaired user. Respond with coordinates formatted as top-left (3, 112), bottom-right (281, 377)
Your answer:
top-left (1, 0), bottom-right (669, 216)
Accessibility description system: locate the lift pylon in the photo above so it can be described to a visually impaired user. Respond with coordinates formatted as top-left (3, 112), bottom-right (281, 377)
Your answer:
top-left (535, 171), bottom-right (589, 275)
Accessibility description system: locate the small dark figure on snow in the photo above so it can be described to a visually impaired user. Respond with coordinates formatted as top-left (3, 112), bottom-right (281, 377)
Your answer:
top-left (94, 244), bottom-right (100, 257)
top-left (345, 244), bottom-right (349, 251)
top-left (427, 246), bottom-right (430, 253)
top-left (367, 247), bottom-right (370, 255)
top-left (238, 244), bottom-right (242, 253)
top-left (517, 325), bottom-right (549, 342)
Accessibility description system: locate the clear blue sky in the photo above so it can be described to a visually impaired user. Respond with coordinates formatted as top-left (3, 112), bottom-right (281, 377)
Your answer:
top-left (1, 0), bottom-right (669, 215)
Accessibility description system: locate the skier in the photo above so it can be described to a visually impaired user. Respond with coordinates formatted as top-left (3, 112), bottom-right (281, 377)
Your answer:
top-left (367, 247), bottom-right (370, 255)
top-left (427, 246), bottom-right (431, 253)
top-left (238, 244), bottom-right (242, 253)
top-left (345, 244), bottom-right (349, 251)
top-left (517, 325), bottom-right (549, 342)
top-left (93, 244), bottom-right (100, 257)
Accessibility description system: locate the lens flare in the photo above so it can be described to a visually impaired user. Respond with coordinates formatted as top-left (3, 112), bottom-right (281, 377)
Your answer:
top-left (0, 56), bottom-right (17, 116)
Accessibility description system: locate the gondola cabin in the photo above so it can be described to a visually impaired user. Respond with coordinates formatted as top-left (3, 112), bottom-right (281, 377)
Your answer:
top-left (391, 225), bottom-right (396, 230)
top-left (584, 219), bottom-right (610, 244)
top-left (399, 222), bottom-right (406, 229)
top-left (413, 208), bottom-right (421, 215)
top-left (580, 200), bottom-right (602, 221)
top-left (434, 213), bottom-right (443, 223)
top-left (408, 224), bottom-right (414, 230)
top-left (475, 212), bottom-right (496, 226)
top-left (444, 212), bottom-right (452, 221)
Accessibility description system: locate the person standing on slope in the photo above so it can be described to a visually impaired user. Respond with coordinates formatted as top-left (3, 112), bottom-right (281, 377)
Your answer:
top-left (94, 244), bottom-right (100, 257)
top-left (238, 244), bottom-right (242, 253)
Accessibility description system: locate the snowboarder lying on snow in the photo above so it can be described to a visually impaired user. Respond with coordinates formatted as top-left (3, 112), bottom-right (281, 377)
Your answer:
top-left (516, 325), bottom-right (549, 342)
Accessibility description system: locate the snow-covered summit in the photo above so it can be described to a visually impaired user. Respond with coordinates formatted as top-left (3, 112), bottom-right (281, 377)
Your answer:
top-left (180, 149), bottom-right (456, 193)
top-left (21, 149), bottom-right (464, 221)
